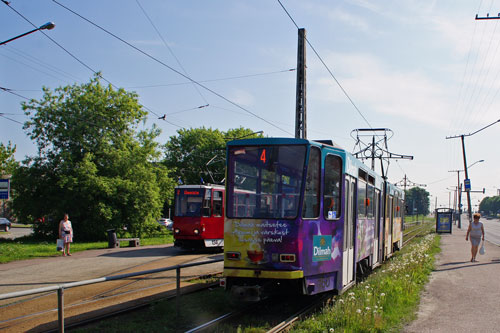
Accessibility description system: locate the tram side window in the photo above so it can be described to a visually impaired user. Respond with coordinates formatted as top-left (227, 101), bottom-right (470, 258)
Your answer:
top-left (323, 154), bottom-right (342, 220)
top-left (367, 185), bottom-right (375, 218)
top-left (357, 181), bottom-right (367, 218)
top-left (213, 191), bottom-right (223, 217)
top-left (202, 190), bottom-right (211, 217)
top-left (302, 147), bottom-right (320, 218)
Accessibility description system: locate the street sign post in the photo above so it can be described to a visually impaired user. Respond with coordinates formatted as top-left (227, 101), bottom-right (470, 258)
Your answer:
top-left (0, 179), bottom-right (10, 200)
top-left (464, 178), bottom-right (471, 191)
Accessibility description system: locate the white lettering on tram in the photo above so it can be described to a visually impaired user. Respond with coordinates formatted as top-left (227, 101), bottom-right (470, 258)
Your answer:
top-left (314, 246), bottom-right (332, 256)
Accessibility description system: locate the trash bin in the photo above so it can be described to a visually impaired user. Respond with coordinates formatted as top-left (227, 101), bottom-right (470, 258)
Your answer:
top-left (107, 229), bottom-right (118, 248)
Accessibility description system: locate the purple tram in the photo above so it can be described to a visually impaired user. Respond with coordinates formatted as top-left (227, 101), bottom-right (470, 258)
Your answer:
top-left (221, 138), bottom-right (404, 301)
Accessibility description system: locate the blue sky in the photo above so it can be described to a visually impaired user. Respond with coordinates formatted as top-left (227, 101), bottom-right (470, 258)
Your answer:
top-left (1, 0), bottom-right (499, 211)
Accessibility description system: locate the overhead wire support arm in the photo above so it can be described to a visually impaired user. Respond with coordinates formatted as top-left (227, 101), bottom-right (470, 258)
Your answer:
top-left (475, 13), bottom-right (500, 20)
top-left (350, 128), bottom-right (413, 179)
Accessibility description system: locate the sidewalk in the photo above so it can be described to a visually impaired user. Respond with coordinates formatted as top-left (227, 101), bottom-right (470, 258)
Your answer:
top-left (405, 224), bottom-right (500, 332)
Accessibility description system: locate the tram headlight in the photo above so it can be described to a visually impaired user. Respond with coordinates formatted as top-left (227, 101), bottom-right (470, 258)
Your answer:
top-left (174, 228), bottom-right (180, 234)
top-left (193, 228), bottom-right (200, 235)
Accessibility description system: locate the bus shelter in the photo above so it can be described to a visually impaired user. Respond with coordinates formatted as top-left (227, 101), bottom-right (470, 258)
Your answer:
top-left (435, 208), bottom-right (453, 234)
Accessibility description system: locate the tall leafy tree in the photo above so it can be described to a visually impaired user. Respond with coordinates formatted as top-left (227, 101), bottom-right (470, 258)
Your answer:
top-left (0, 141), bottom-right (18, 176)
top-left (405, 187), bottom-right (430, 216)
top-left (164, 127), bottom-right (262, 185)
top-left (479, 196), bottom-right (500, 216)
top-left (12, 75), bottom-right (175, 240)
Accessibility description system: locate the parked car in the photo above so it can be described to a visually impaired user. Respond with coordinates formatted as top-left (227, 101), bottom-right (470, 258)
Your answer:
top-left (157, 218), bottom-right (173, 231)
top-left (0, 218), bottom-right (11, 232)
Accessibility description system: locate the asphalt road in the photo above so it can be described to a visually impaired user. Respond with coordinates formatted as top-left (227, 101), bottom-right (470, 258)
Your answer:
top-left (0, 226), bottom-right (33, 239)
top-left (455, 216), bottom-right (500, 245)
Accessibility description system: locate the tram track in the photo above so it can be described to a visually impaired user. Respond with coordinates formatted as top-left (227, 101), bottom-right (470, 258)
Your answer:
top-left (187, 222), bottom-right (434, 333)
top-left (0, 253), bottom-right (223, 332)
top-left (2, 223), bottom-right (432, 332)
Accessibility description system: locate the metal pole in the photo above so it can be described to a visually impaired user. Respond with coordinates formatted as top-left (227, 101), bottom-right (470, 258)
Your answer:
top-left (295, 28), bottom-right (306, 139)
top-left (57, 287), bottom-right (64, 333)
top-left (176, 266), bottom-right (181, 319)
top-left (457, 171), bottom-right (462, 228)
top-left (461, 135), bottom-right (473, 226)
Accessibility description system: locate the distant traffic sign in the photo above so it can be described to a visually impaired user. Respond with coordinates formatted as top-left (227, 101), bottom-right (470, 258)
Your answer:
top-left (0, 179), bottom-right (9, 199)
top-left (464, 178), bottom-right (471, 191)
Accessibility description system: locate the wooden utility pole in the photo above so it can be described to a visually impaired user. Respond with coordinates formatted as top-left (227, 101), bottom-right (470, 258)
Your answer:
top-left (295, 28), bottom-right (306, 139)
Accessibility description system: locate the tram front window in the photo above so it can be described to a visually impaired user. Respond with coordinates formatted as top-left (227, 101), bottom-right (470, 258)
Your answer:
top-left (175, 189), bottom-right (205, 217)
top-left (227, 145), bottom-right (306, 219)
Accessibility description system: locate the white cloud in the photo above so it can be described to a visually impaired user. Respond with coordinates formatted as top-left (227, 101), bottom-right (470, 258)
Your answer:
top-left (309, 52), bottom-right (454, 128)
top-left (228, 89), bottom-right (255, 107)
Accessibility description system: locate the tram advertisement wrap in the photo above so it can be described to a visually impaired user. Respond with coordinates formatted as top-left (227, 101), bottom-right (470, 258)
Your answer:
top-left (225, 219), bottom-right (292, 267)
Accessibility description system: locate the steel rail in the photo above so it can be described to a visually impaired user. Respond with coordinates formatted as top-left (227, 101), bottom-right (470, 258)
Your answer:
top-left (0, 258), bottom-right (223, 332)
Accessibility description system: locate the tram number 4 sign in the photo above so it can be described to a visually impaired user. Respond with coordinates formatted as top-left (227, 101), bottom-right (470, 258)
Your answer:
top-left (0, 179), bottom-right (9, 200)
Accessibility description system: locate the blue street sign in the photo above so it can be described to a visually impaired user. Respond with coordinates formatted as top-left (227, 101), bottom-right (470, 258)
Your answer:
top-left (0, 179), bottom-right (9, 199)
top-left (464, 178), bottom-right (471, 191)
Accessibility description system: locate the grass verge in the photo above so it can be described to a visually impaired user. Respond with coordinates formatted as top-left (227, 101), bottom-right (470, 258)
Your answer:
top-left (72, 228), bottom-right (440, 333)
top-left (291, 232), bottom-right (440, 332)
top-left (0, 233), bottom-right (174, 264)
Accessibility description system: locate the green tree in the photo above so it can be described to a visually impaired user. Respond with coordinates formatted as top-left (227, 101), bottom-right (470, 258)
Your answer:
top-left (12, 75), bottom-right (175, 240)
top-left (405, 187), bottom-right (430, 216)
top-left (0, 141), bottom-right (18, 176)
top-left (479, 196), bottom-right (500, 216)
top-left (164, 127), bottom-right (262, 185)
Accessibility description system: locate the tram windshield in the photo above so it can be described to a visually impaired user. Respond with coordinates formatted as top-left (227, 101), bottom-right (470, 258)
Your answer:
top-left (227, 145), bottom-right (306, 219)
top-left (175, 188), bottom-right (208, 217)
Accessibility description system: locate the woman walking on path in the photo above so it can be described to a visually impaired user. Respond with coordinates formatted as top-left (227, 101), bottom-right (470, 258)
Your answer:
top-left (58, 214), bottom-right (73, 257)
top-left (465, 213), bottom-right (484, 262)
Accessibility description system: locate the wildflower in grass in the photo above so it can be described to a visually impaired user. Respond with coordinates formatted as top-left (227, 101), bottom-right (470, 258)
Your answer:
top-left (356, 309), bottom-right (362, 314)
top-left (365, 307), bottom-right (371, 311)
top-left (380, 293), bottom-right (385, 297)
top-left (330, 329), bottom-right (334, 332)
top-left (367, 292), bottom-right (372, 296)
top-left (348, 292), bottom-right (354, 296)
top-left (338, 299), bottom-right (344, 304)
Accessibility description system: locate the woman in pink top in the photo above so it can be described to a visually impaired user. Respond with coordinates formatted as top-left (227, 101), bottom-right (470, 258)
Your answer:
top-left (465, 213), bottom-right (484, 262)
top-left (58, 213), bottom-right (73, 256)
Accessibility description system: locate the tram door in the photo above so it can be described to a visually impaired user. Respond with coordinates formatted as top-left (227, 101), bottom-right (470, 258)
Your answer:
top-left (342, 176), bottom-right (356, 286)
top-left (372, 189), bottom-right (380, 265)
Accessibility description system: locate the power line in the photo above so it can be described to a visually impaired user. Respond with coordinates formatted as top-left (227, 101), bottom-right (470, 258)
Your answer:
top-left (0, 52), bottom-right (73, 84)
top-left (1, 45), bottom-right (82, 82)
top-left (0, 86), bottom-right (30, 100)
top-left (52, 0), bottom-right (293, 136)
top-left (2, 0), bottom-right (188, 130)
top-left (276, 0), bottom-right (375, 132)
top-left (1, 0), bottom-right (113, 86)
top-left (126, 68), bottom-right (296, 89)
top-left (0, 114), bottom-right (24, 125)
top-left (135, 0), bottom-right (209, 106)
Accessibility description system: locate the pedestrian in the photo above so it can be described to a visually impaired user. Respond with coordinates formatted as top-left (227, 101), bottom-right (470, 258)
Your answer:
top-left (58, 213), bottom-right (73, 257)
top-left (465, 213), bottom-right (484, 262)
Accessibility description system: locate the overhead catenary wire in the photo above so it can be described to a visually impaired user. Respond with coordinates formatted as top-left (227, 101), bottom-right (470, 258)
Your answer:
top-left (0, 114), bottom-right (24, 125)
top-left (1, 0), bottom-right (184, 130)
top-left (454, 0), bottom-right (493, 132)
top-left (135, 0), bottom-right (209, 106)
top-left (52, 0), bottom-right (294, 136)
top-left (126, 68), bottom-right (296, 89)
top-left (1, 86), bottom-right (30, 100)
top-left (276, 0), bottom-right (376, 134)
top-left (1, 45), bottom-right (82, 83)
top-left (0, 52), bottom-right (73, 85)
